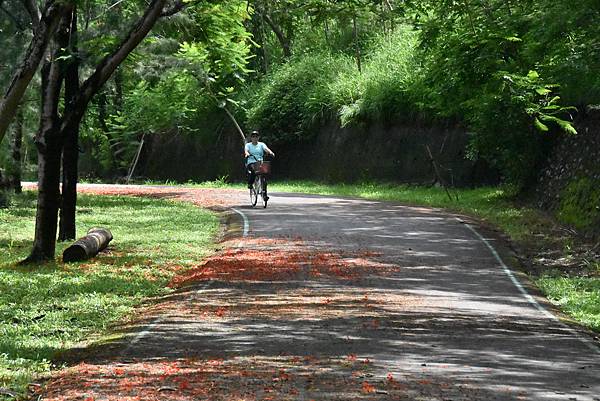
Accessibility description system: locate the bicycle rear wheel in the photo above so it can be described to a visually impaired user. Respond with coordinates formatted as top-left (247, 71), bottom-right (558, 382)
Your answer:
top-left (261, 176), bottom-right (268, 208)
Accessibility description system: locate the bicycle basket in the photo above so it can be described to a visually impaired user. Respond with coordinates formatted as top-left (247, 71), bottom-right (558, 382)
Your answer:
top-left (252, 161), bottom-right (271, 175)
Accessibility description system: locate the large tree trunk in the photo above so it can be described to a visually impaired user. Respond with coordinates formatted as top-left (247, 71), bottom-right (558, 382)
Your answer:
top-left (26, 0), bottom-right (172, 261)
top-left (25, 53), bottom-right (64, 262)
top-left (0, 0), bottom-right (66, 144)
top-left (7, 106), bottom-right (24, 194)
top-left (59, 7), bottom-right (80, 241)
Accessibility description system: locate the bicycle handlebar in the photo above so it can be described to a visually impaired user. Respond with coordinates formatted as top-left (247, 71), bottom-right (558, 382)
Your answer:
top-left (245, 153), bottom-right (275, 162)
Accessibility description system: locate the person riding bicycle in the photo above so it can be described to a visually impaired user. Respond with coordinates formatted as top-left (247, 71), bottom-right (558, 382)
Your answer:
top-left (245, 130), bottom-right (275, 197)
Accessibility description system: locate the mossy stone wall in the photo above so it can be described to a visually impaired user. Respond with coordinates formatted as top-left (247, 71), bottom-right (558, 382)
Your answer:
top-left (141, 120), bottom-right (497, 186)
top-left (535, 108), bottom-right (600, 236)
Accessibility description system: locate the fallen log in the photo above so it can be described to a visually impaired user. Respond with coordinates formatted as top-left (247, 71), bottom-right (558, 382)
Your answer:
top-left (62, 228), bottom-right (113, 262)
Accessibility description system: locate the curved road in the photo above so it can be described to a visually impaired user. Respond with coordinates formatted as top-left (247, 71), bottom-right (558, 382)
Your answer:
top-left (227, 192), bottom-right (599, 400)
top-left (43, 187), bottom-right (600, 401)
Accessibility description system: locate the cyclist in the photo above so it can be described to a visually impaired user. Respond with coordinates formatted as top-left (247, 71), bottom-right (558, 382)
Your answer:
top-left (244, 130), bottom-right (275, 198)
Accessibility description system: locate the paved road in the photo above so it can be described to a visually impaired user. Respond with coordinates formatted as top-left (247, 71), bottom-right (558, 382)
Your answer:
top-left (221, 192), bottom-right (599, 400)
top-left (43, 188), bottom-right (600, 400)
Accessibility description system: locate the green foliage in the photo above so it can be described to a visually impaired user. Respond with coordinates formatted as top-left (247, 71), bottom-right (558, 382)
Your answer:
top-left (557, 178), bottom-right (600, 230)
top-left (245, 53), bottom-right (349, 141)
top-left (336, 29), bottom-right (420, 125)
top-left (78, 0), bottom-right (253, 177)
top-left (408, 0), bottom-right (598, 184)
top-left (245, 27), bottom-right (419, 140)
top-left (0, 193), bottom-right (219, 396)
top-left (67, 0), bottom-right (600, 186)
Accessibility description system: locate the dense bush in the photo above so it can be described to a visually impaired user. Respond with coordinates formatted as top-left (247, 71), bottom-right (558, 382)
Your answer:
top-left (245, 27), bottom-right (420, 141)
top-left (245, 53), bottom-right (351, 142)
top-left (335, 30), bottom-right (420, 126)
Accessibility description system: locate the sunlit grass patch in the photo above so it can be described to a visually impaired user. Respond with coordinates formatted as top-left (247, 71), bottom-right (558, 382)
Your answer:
top-left (536, 275), bottom-right (600, 332)
top-left (0, 192), bottom-right (219, 397)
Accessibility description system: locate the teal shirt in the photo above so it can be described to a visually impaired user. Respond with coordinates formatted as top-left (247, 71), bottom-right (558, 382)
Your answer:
top-left (245, 142), bottom-right (267, 166)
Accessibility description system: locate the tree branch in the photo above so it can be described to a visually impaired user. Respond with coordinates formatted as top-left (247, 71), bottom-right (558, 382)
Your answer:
top-left (160, 0), bottom-right (186, 17)
top-left (62, 0), bottom-right (169, 131)
top-left (21, 0), bottom-right (41, 30)
top-left (262, 12), bottom-right (291, 58)
top-left (0, 0), bottom-right (67, 144)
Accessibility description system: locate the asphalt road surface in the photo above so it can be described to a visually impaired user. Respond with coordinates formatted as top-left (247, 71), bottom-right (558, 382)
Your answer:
top-left (222, 192), bottom-right (599, 400)
top-left (42, 187), bottom-right (600, 401)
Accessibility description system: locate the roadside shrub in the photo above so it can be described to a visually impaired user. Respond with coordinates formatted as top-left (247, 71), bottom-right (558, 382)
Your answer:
top-left (348, 29), bottom-right (420, 124)
top-left (246, 27), bottom-right (421, 139)
top-left (245, 53), bottom-right (350, 142)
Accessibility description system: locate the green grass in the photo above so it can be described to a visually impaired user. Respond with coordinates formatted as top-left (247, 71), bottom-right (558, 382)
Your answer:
top-left (536, 275), bottom-right (600, 331)
top-left (0, 192), bottom-right (219, 397)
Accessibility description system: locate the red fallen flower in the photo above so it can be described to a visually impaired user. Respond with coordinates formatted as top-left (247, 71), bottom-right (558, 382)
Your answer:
top-left (362, 381), bottom-right (376, 393)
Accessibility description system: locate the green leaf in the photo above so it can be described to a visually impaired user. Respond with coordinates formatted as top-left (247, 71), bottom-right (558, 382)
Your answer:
top-left (527, 70), bottom-right (540, 81)
top-left (540, 115), bottom-right (578, 135)
top-left (534, 117), bottom-right (549, 132)
top-left (535, 87), bottom-right (552, 96)
top-left (504, 36), bottom-right (523, 42)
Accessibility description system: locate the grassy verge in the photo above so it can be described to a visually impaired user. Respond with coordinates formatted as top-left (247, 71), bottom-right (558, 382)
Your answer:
top-left (0, 192), bottom-right (219, 397)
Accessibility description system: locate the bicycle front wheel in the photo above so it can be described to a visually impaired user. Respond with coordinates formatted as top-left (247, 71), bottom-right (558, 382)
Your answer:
top-left (261, 177), bottom-right (268, 208)
top-left (250, 178), bottom-right (260, 207)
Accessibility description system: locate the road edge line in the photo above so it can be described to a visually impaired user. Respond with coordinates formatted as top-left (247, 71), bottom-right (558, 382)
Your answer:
top-left (463, 221), bottom-right (599, 353)
top-left (231, 208), bottom-right (249, 243)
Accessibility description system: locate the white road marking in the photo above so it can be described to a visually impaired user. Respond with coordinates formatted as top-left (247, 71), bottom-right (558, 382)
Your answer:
top-left (463, 221), bottom-right (599, 353)
top-left (231, 208), bottom-right (249, 238)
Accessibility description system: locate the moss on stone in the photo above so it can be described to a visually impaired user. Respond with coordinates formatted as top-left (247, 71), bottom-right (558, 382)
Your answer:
top-left (557, 177), bottom-right (600, 231)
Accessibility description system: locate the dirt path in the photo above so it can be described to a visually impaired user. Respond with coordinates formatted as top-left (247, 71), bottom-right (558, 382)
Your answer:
top-left (35, 185), bottom-right (599, 401)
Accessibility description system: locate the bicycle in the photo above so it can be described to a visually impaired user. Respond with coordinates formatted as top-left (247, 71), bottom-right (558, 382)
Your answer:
top-left (247, 155), bottom-right (271, 208)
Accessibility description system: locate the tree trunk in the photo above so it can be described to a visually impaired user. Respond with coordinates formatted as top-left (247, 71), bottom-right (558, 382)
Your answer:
top-left (25, 54), bottom-right (64, 262)
top-left (59, 7), bottom-right (79, 242)
top-left (22, 0), bottom-right (41, 30)
top-left (25, 0), bottom-right (172, 261)
top-left (248, 11), bottom-right (268, 74)
top-left (97, 90), bottom-right (109, 132)
top-left (8, 106), bottom-right (24, 194)
top-left (0, 0), bottom-right (66, 144)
